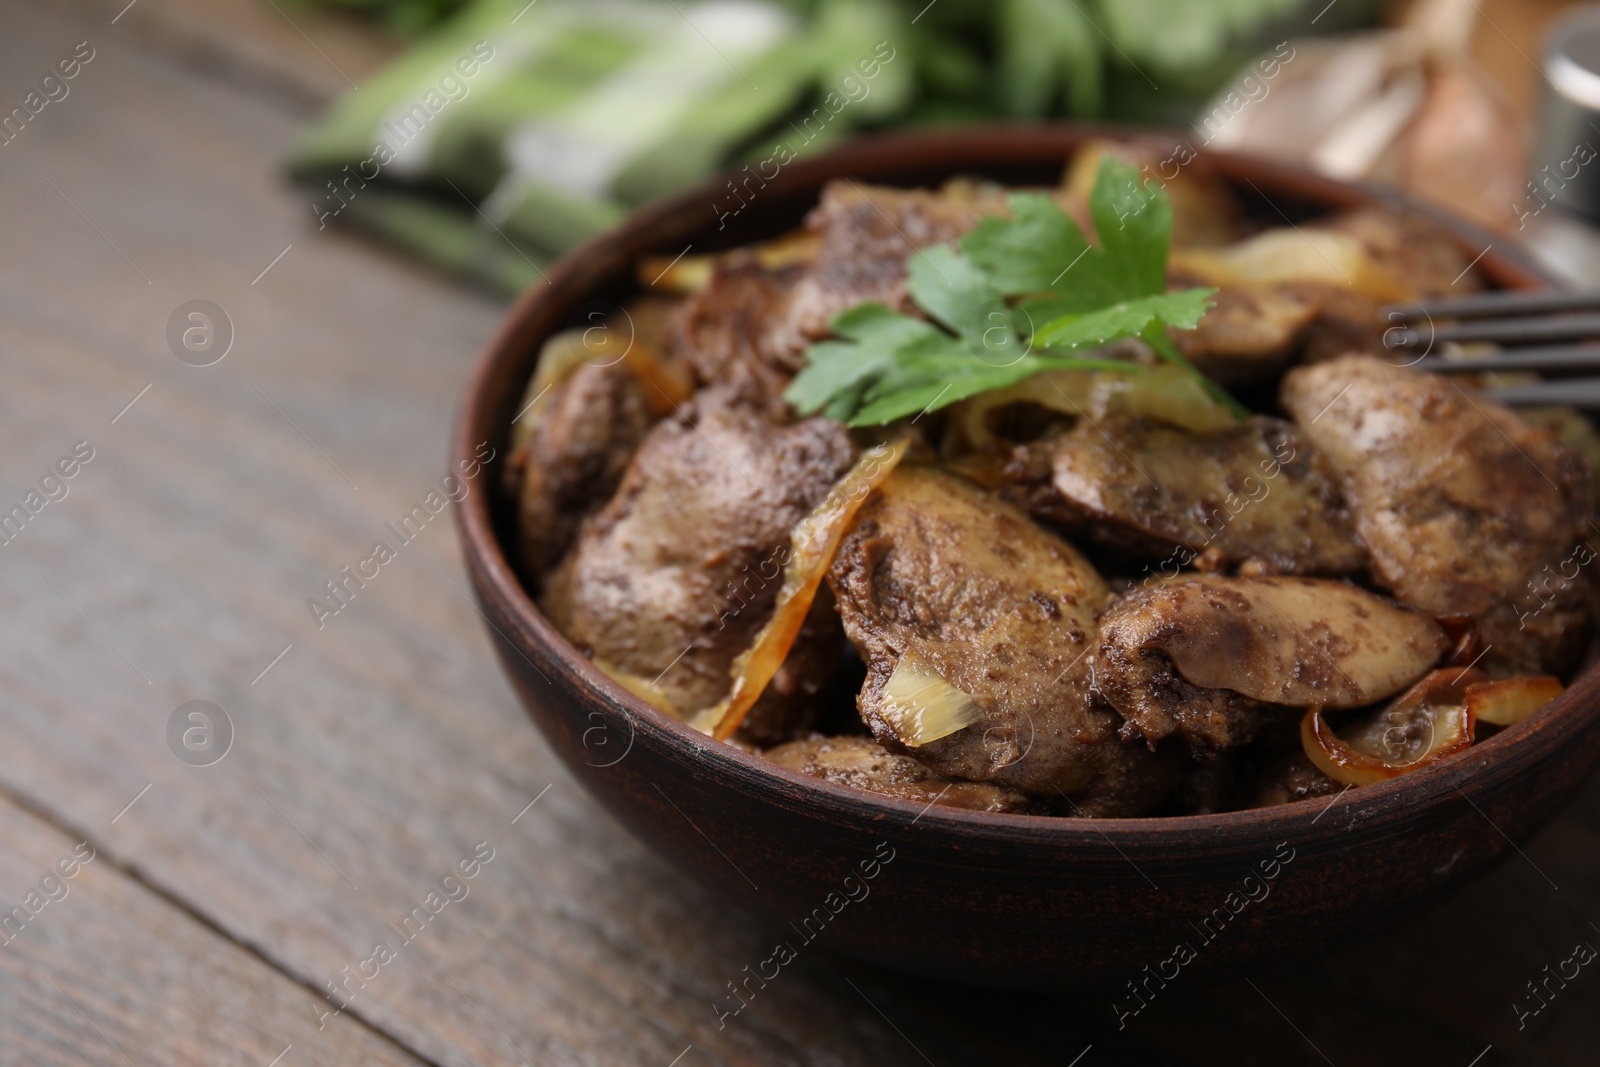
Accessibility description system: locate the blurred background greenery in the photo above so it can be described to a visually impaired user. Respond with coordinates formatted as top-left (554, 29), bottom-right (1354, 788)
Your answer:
top-left (281, 0), bottom-right (1416, 293)
top-left (291, 0), bottom-right (1381, 121)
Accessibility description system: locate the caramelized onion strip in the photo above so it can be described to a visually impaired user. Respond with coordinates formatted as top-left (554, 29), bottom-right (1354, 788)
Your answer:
top-left (593, 659), bottom-right (679, 718)
top-left (1302, 668), bottom-right (1486, 786)
top-left (621, 340), bottom-right (694, 415)
top-left (944, 369), bottom-right (1100, 453)
top-left (639, 231), bottom-right (820, 294)
top-left (703, 439), bottom-right (909, 741)
top-left (510, 329), bottom-right (594, 451)
top-left (510, 320), bottom-right (691, 449)
top-left (1466, 676), bottom-right (1563, 727)
top-left (1171, 228), bottom-right (1414, 302)
top-left (943, 364), bottom-right (1236, 457)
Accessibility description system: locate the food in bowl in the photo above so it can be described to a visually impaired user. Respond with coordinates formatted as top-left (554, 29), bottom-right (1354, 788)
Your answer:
top-left (502, 139), bottom-right (1596, 819)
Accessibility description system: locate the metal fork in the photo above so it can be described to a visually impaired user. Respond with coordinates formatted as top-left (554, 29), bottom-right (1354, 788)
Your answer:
top-left (1381, 290), bottom-right (1600, 408)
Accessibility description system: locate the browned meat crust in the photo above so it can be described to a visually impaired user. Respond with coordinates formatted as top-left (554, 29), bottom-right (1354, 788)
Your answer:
top-left (1288, 285), bottom-right (1391, 364)
top-left (1167, 755), bottom-right (1239, 816)
top-left (1011, 415), bottom-right (1366, 577)
top-left (516, 362), bottom-right (654, 578)
top-left (741, 585), bottom-right (850, 746)
top-left (1250, 751), bottom-right (1341, 808)
top-left (1283, 356), bottom-right (1595, 675)
top-left (1325, 206), bottom-right (1484, 298)
top-left (542, 393), bottom-right (855, 731)
top-left (1096, 576), bottom-right (1447, 753)
top-left (672, 181), bottom-right (1002, 415)
top-left (673, 259), bottom-right (808, 416)
top-left (764, 735), bottom-right (1031, 814)
top-left (1289, 207), bottom-right (1485, 361)
top-left (1097, 640), bottom-right (1280, 753)
top-left (1169, 278), bottom-right (1318, 390)
top-left (828, 466), bottom-right (1179, 815)
top-left (780, 180), bottom-right (1002, 343)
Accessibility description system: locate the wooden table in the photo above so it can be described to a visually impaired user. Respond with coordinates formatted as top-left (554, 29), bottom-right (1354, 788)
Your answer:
top-left (1, 1), bottom-right (1598, 1064)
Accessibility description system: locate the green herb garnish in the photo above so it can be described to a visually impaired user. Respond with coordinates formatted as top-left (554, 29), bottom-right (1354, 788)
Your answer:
top-left (785, 157), bottom-right (1244, 427)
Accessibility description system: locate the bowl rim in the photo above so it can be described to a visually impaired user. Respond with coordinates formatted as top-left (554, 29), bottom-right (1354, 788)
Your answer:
top-left (453, 122), bottom-right (1600, 848)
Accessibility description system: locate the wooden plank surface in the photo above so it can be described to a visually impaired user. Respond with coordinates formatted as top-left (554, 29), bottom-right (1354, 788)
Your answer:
top-left (1, 1), bottom-right (1599, 1065)
top-left (0, 4), bottom-right (973, 1065)
top-left (28, 0), bottom-right (401, 113)
top-left (0, 789), bottom-right (427, 1066)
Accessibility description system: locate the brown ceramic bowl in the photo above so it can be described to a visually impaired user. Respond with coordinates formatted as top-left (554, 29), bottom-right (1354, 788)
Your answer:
top-left (453, 125), bottom-right (1599, 989)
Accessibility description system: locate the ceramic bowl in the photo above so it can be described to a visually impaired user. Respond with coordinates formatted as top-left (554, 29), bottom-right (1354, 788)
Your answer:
top-left (452, 125), bottom-right (1595, 988)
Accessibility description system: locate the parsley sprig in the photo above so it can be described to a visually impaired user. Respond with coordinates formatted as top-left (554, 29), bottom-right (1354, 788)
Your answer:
top-left (785, 157), bottom-right (1244, 427)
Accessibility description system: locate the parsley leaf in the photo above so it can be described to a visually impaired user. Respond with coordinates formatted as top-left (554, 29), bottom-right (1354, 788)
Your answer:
top-left (962, 191), bottom-right (1090, 295)
top-left (904, 244), bottom-right (1003, 345)
top-left (783, 303), bottom-right (939, 423)
top-left (784, 156), bottom-right (1241, 427)
top-left (1031, 289), bottom-right (1212, 349)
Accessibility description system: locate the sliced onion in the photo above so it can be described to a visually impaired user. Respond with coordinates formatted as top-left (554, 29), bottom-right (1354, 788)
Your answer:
top-left (754, 230), bottom-right (821, 270)
top-left (878, 651), bottom-right (981, 747)
top-left (1466, 676), bottom-right (1563, 727)
top-left (620, 339), bottom-right (694, 416)
top-left (1302, 667), bottom-right (1487, 786)
top-left (593, 659), bottom-right (679, 717)
top-left (942, 364), bottom-right (1234, 457)
top-left (941, 450), bottom-right (1014, 490)
top-left (699, 439), bottom-right (909, 741)
top-left (1100, 363), bottom-right (1237, 433)
top-left (639, 231), bottom-right (820, 294)
top-left (1172, 228), bottom-right (1414, 302)
top-left (943, 369), bottom-right (1100, 454)
top-left (510, 324), bottom-right (692, 455)
top-left (638, 254), bottom-right (714, 295)
top-left (510, 329), bottom-right (594, 451)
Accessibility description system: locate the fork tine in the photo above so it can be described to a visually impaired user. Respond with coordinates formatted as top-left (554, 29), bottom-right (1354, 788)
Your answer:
top-left (1384, 313), bottom-right (1600, 348)
top-left (1383, 289), bottom-right (1600, 322)
top-left (1377, 288), bottom-right (1600, 405)
top-left (1414, 344), bottom-right (1600, 375)
top-left (1487, 377), bottom-right (1600, 409)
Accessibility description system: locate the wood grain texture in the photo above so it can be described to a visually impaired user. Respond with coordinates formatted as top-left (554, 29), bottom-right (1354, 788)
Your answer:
top-left (18, 0), bottom-right (400, 113)
top-left (0, 790), bottom-right (426, 1066)
top-left (0, 1), bottom-right (1597, 1065)
top-left (0, 4), bottom-right (977, 1066)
